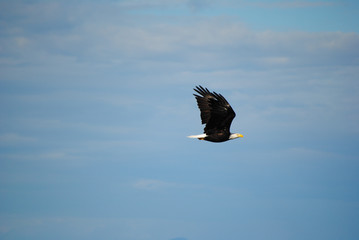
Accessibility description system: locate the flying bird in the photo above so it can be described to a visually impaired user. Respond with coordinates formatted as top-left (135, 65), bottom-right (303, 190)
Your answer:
top-left (188, 85), bottom-right (243, 142)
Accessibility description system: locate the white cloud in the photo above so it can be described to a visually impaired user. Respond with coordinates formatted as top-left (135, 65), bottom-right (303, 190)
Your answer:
top-left (2, 1), bottom-right (358, 79)
top-left (2, 2), bottom-right (357, 64)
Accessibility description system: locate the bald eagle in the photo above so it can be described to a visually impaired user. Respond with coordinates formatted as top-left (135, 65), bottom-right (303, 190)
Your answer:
top-left (188, 85), bottom-right (243, 142)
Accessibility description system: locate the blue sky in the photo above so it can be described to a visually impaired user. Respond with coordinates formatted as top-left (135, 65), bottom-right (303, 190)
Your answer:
top-left (1, 0), bottom-right (359, 239)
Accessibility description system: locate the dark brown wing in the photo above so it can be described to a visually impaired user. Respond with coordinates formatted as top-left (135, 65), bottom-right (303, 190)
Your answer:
top-left (193, 85), bottom-right (213, 124)
top-left (193, 85), bottom-right (236, 134)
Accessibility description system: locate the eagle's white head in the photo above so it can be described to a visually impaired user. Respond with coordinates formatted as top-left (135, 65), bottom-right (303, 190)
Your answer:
top-left (229, 133), bottom-right (244, 140)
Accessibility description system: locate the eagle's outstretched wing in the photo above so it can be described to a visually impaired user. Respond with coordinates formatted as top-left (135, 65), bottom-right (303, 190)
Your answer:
top-left (193, 85), bottom-right (236, 134)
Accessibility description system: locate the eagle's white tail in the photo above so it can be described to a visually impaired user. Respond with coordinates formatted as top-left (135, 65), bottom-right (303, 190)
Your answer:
top-left (187, 134), bottom-right (207, 139)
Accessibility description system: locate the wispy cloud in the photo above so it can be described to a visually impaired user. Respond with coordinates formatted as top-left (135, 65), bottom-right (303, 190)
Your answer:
top-left (1, 0), bottom-right (357, 71)
top-left (132, 179), bottom-right (205, 191)
top-left (2, 14), bottom-right (358, 76)
top-left (249, 0), bottom-right (336, 8)
top-left (133, 179), bottom-right (177, 191)
top-left (0, 133), bottom-right (37, 145)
